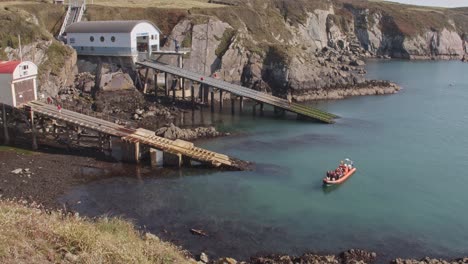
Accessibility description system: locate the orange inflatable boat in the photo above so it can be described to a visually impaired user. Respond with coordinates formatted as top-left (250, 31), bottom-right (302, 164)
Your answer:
top-left (323, 167), bottom-right (357, 185)
top-left (323, 159), bottom-right (356, 185)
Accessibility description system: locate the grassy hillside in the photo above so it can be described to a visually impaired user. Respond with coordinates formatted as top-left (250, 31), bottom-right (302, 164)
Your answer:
top-left (0, 199), bottom-right (193, 264)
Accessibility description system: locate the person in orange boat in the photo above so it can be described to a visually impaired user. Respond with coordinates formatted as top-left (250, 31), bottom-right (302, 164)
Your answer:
top-left (339, 160), bottom-right (349, 174)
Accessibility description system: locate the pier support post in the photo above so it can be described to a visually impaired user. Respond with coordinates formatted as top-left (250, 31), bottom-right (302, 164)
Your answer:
top-left (200, 84), bottom-right (204, 104)
top-left (182, 78), bottom-right (186, 100)
top-left (143, 68), bottom-right (150, 94)
top-left (252, 104), bottom-right (257, 116)
top-left (30, 110), bottom-right (38, 150)
top-left (150, 148), bottom-right (163, 167)
top-left (121, 141), bottom-right (140, 163)
top-left (239, 96), bottom-right (244, 113)
top-left (231, 96), bottom-right (235, 115)
top-left (172, 78), bottom-right (177, 102)
top-left (154, 73), bottom-right (158, 98)
top-left (260, 103), bottom-right (264, 115)
top-left (164, 72), bottom-right (169, 96)
top-left (191, 82), bottom-right (195, 109)
top-left (210, 90), bottom-right (215, 113)
top-left (163, 152), bottom-right (182, 167)
top-left (2, 104), bottom-right (9, 145)
top-left (133, 142), bottom-right (140, 163)
top-left (219, 90), bottom-right (223, 110)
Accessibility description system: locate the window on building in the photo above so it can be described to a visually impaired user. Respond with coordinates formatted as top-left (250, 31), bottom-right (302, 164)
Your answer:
top-left (151, 35), bottom-right (154, 40)
top-left (90, 36), bottom-right (94, 42)
top-left (143, 36), bottom-right (147, 40)
top-left (100, 36), bottom-right (105, 42)
top-left (111, 36), bottom-right (116, 42)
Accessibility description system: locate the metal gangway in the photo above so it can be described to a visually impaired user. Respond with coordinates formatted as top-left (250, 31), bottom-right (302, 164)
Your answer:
top-left (58, 0), bottom-right (86, 39)
top-left (26, 101), bottom-right (245, 170)
top-left (137, 61), bottom-right (338, 123)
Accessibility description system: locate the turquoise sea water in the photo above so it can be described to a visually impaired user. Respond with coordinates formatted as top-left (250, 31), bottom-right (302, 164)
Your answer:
top-left (62, 60), bottom-right (468, 261)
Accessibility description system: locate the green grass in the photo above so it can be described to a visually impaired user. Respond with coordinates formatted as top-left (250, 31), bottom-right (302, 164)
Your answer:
top-left (0, 145), bottom-right (36, 155)
top-left (181, 30), bottom-right (192, 48)
top-left (215, 28), bottom-right (236, 58)
top-left (0, 6), bottom-right (51, 50)
top-left (0, 199), bottom-right (194, 263)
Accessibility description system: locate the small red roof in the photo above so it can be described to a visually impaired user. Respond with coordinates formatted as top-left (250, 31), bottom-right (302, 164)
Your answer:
top-left (0, 61), bottom-right (21, 74)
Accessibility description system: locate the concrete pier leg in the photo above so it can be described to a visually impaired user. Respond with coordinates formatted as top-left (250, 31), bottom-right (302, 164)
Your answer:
top-left (231, 97), bottom-right (235, 115)
top-left (2, 104), bottom-right (9, 145)
top-left (121, 141), bottom-right (140, 163)
top-left (182, 78), bottom-right (186, 100)
top-left (260, 103), bottom-right (264, 116)
top-left (239, 96), bottom-right (244, 113)
top-left (172, 78), bottom-right (177, 102)
top-left (163, 152), bottom-right (182, 167)
top-left (200, 84), bottom-right (204, 104)
top-left (253, 104), bottom-right (257, 116)
top-left (30, 110), bottom-right (38, 150)
top-left (210, 91), bottom-right (215, 113)
top-left (164, 72), bottom-right (169, 96)
top-left (150, 148), bottom-right (163, 167)
top-left (219, 91), bottom-right (223, 111)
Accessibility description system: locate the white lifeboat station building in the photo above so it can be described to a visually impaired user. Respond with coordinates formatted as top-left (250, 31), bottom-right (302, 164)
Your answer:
top-left (0, 60), bottom-right (38, 107)
top-left (66, 20), bottom-right (161, 59)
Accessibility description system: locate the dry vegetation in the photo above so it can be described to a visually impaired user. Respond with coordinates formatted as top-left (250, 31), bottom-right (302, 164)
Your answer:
top-left (90, 0), bottom-right (222, 9)
top-left (0, 199), bottom-right (193, 264)
top-left (336, 0), bottom-right (466, 36)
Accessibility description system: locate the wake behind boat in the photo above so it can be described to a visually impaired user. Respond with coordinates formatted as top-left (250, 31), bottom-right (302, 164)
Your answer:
top-left (323, 159), bottom-right (356, 185)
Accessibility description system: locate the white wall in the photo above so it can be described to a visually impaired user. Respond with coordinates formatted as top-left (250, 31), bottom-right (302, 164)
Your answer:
top-left (131, 22), bottom-right (160, 52)
top-left (68, 32), bottom-right (131, 48)
top-left (0, 74), bottom-right (14, 106)
top-left (12, 61), bottom-right (38, 80)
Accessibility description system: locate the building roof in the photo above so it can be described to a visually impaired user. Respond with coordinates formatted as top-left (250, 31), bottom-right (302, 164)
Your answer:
top-left (66, 20), bottom-right (162, 34)
top-left (0, 61), bottom-right (21, 74)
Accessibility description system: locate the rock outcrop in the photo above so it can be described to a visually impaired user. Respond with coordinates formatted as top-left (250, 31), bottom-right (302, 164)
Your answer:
top-left (155, 123), bottom-right (224, 140)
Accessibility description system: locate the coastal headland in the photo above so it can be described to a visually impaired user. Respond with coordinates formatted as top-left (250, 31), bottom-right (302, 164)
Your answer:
top-left (0, 0), bottom-right (467, 263)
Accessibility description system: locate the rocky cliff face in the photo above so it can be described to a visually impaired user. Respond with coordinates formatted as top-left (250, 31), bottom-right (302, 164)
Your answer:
top-left (344, 4), bottom-right (467, 59)
top-left (154, 0), bottom-right (465, 100)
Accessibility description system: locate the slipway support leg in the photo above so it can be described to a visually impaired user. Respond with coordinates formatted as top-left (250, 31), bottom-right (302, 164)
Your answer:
top-left (30, 110), bottom-right (38, 150)
top-left (2, 104), bottom-right (9, 145)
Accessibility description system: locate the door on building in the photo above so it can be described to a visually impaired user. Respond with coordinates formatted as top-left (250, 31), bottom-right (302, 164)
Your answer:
top-left (137, 34), bottom-right (150, 61)
top-left (14, 79), bottom-right (35, 106)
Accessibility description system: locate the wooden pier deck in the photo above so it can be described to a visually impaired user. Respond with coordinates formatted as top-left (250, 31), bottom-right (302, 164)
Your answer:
top-left (26, 101), bottom-right (245, 170)
top-left (137, 61), bottom-right (338, 124)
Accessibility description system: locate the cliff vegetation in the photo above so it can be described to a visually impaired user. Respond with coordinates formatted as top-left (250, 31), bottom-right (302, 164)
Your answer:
top-left (0, 199), bottom-right (192, 264)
